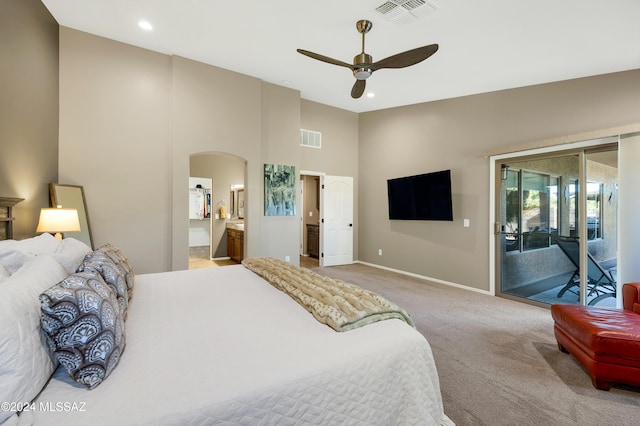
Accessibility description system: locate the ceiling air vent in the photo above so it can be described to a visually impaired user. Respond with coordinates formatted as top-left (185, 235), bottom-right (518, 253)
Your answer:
top-left (300, 129), bottom-right (322, 149)
top-left (374, 0), bottom-right (439, 24)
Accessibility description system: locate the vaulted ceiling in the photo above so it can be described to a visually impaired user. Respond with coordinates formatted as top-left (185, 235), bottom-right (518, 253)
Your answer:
top-left (41, 0), bottom-right (640, 113)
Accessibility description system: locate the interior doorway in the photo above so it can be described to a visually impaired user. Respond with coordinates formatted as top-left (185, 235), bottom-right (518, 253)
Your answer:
top-left (495, 142), bottom-right (618, 307)
top-left (189, 152), bottom-right (246, 269)
top-left (300, 172), bottom-right (354, 268)
top-left (300, 173), bottom-right (321, 269)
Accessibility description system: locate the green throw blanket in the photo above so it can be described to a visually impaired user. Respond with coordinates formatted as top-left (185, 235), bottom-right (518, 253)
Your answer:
top-left (242, 257), bottom-right (414, 332)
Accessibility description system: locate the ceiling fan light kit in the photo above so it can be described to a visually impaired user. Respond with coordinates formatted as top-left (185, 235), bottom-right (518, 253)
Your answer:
top-left (297, 19), bottom-right (438, 99)
top-left (354, 68), bottom-right (372, 80)
top-left (353, 53), bottom-right (373, 80)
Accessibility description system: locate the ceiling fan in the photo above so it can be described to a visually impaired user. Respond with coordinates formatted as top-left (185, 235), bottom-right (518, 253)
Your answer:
top-left (297, 19), bottom-right (439, 99)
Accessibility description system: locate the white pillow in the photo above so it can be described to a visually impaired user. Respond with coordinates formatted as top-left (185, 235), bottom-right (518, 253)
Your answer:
top-left (12, 233), bottom-right (61, 255)
top-left (51, 237), bottom-right (92, 274)
top-left (0, 249), bottom-right (32, 275)
top-left (0, 239), bottom-right (16, 249)
top-left (0, 234), bottom-right (63, 275)
top-left (0, 264), bottom-right (9, 282)
top-left (0, 255), bottom-right (68, 424)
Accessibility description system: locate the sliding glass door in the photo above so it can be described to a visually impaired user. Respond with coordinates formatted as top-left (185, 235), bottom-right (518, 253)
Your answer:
top-left (496, 144), bottom-right (618, 307)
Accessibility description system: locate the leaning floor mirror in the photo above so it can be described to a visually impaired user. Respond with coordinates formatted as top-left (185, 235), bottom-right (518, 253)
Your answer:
top-left (49, 183), bottom-right (94, 249)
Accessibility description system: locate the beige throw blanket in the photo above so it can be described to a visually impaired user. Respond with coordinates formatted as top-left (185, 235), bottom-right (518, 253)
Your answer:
top-left (242, 257), bottom-right (414, 332)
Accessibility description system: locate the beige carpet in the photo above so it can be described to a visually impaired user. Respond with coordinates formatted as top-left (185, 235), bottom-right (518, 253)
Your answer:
top-left (312, 263), bottom-right (640, 426)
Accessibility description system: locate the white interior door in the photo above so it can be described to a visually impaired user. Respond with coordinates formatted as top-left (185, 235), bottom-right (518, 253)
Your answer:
top-left (321, 175), bottom-right (353, 266)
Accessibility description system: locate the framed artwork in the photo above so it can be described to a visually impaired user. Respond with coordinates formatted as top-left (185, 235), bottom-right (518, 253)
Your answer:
top-left (264, 164), bottom-right (296, 216)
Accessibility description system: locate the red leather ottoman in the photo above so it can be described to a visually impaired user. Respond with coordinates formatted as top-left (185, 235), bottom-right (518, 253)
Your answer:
top-left (551, 303), bottom-right (640, 390)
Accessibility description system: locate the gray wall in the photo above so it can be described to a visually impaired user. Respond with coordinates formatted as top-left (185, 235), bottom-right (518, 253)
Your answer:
top-left (0, 0), bottom-right (58, 238)
top-left (358, 69), bottom-right (640, 292)
top-left (170, 54), bottom-right (264, 272)
top-left (619, 133), bottom-right (640, 287)
top-left (300, 100), bottom-right (359, 258)
top-left (58, 29), bottom-right (359, 273)
top-left (258, 82), bottom-right (301, 264)
top-left (58, 28), bottom-right (173, 274)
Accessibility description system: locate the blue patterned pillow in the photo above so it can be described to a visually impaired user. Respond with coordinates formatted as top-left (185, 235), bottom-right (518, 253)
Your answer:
top-left (77, 250), bottom-right (129, 318)
top-left (95, 244), bottom-right (135, 300)
top-left (40, 272), bottom-right (126, 389)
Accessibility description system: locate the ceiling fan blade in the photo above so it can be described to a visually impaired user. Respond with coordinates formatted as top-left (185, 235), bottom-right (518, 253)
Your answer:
top-left (351, 79), bottom-right (366, 99)
top-left (370, 44), bottom-right (439, 71)
top-left (296, 49), bottom-right (354, 69)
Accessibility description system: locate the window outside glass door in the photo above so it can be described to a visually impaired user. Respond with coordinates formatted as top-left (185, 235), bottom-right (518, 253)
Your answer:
top-left (496, 146), bottom-right (618, 307)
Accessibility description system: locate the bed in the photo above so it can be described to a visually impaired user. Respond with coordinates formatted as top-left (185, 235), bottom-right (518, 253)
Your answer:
top-left (1, 232), bottom-right (452, 425)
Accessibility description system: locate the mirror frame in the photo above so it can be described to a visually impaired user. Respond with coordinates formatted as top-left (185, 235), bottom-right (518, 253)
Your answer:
top-left (237, 189), bottom-right (245, 219)
top-left (49, 183), bottom-right (94, 249)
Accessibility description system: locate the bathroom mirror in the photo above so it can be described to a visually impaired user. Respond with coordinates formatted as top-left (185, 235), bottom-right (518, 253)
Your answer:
top-left (237, 189), bottom-right (245, 219)
top-left (230, 185), bottom-right (244, 219)
top-left (49, 183), bottom-right (94, 249)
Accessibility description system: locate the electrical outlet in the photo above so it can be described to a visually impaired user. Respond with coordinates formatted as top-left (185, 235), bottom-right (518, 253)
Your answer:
top-left (464, 219), bottom-right (470, 228)
top-left (285, 255), bottom-right (290, 262)
top-left (378, 249), bottom-right (382, 256)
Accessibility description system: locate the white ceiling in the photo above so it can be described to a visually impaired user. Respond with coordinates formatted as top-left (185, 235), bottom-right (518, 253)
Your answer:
top-left (41, 0), bottom-right (640, 113)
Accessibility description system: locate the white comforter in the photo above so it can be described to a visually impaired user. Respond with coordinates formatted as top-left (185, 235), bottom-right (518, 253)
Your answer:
top-left (20, 265), bottom-right (451, 425)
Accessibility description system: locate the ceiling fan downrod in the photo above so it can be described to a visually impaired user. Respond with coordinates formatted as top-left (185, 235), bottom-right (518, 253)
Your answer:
top-left (353, 20), bottom-right (373, 80)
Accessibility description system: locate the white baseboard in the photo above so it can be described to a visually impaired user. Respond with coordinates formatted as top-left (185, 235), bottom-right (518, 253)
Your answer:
top-left (354, 260), bottom-right (493, 296)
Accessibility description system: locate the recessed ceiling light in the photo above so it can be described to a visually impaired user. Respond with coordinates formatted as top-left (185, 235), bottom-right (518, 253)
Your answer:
top-left (367, 92), bottom-right (375, 98)
top-left (138, 20), bottom-right (153, 31)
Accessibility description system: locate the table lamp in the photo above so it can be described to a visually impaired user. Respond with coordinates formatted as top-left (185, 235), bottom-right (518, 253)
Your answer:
top-left (36, 207), bottom-right (81, 240)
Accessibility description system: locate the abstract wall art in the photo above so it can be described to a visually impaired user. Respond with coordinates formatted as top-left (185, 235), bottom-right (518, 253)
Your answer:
top-left (264, 164), bottom-right (296, 216)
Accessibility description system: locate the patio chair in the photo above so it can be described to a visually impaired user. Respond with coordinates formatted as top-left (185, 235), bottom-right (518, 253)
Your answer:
top-left (555, 237), bottom-right (616, 305)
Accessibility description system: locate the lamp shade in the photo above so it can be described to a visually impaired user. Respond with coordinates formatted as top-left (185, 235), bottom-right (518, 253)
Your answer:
top-left (36, 208), bottom-right (81, 239)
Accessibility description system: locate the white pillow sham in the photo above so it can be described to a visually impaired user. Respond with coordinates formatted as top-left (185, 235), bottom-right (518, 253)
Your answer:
top-left (0, 255), bottom-right (69, 424)
top-left (51, 237), bottom-right (92, 274)
top-left (0, 234), bottom-right (59, 275)
top-left (0, 249), bottom-right (32, 275)
top-left (0, 239), bottom-right (16, 248)
top-left (9, 233), bottom-right (60, 255)
top-left (0, 234), bottom-right (90, 276)
top-left (0, 264), bottom-right (9, 282)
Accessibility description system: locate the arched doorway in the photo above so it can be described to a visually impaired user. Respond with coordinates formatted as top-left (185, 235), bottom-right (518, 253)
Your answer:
top-left (189, 152), bottom-right (246, 269)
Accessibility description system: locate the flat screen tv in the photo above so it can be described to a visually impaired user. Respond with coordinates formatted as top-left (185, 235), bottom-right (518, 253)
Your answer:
top-left (387, 169), bottom-right (453, 221)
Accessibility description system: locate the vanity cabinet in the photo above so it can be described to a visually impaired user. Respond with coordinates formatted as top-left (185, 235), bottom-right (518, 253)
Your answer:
top-left (227, 229), bottom-right (244, 262)
top-left (307, 224), bottom-right (319, 258)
